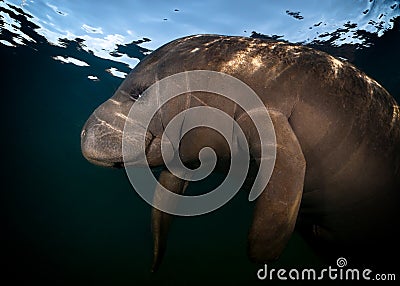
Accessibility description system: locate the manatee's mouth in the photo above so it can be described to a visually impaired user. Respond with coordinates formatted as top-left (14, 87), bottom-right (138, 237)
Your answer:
top-left (84, 156), bottom-right (124, 169)
top-left (112, 161), bottom-right (125, 169)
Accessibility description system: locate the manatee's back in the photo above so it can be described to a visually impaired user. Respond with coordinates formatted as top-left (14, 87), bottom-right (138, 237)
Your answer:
top-left (288, 47), bottom-right (400, 266)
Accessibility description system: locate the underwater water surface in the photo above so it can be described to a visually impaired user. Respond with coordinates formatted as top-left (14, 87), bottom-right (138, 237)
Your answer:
top-left (1, 0), bottom-right (399, 285)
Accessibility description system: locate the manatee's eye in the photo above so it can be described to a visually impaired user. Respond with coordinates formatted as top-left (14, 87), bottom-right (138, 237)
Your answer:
top-left (129, 93), bottom-right (137, 101)
top-left (129, 86), bottom-right (145, 100)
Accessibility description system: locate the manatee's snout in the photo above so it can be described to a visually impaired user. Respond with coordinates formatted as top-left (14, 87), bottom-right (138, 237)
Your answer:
top-left (81, 100), bottom-right (126, 168)
top-left (81, 95), bottom-right (156, 168)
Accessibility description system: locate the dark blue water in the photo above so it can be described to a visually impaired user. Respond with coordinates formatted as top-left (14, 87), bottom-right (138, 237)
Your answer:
top-left (1, 1), bottom-right (399, 285)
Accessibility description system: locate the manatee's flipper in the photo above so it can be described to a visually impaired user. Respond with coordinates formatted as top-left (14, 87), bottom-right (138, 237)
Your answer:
top-left (151, 170), bottom-right (188, 272)
top-left (247, 110), bottom-right (306, 262)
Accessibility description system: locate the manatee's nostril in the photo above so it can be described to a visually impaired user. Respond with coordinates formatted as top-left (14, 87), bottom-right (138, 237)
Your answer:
top-left (81, 129), bottom-right (86, 138)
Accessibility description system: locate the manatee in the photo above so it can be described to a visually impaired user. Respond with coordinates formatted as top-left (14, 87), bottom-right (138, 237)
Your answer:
top-left (81, 35), bottom-right (400, 271)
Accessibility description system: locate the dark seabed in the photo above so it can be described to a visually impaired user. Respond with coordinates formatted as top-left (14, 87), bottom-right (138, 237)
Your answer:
top-left (1, 1), bottom-right (399, 285)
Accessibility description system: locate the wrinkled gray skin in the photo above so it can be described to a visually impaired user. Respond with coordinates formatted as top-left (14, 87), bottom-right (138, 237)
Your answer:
top-left (81, 35), bottom-right (400, 271)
